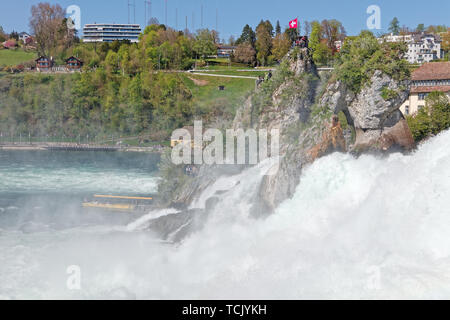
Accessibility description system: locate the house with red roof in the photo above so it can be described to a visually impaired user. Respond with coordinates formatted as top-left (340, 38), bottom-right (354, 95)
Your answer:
top-left (400, 62), bottom-right (450, 116)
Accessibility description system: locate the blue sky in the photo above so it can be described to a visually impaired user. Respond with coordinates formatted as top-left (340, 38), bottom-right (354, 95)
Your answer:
top-left (1, 0), bottom-right (449, 40)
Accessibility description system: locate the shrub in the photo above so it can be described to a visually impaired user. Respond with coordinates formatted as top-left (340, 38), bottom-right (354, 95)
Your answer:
top-left (335, 31), bottom-right (410, 93)
top-left (407, 91), bottom-right (450, 142)
top-left (381, 86), bottom-right (399, 100)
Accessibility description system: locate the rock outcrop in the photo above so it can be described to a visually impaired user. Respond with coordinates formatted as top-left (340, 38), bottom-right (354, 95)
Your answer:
top-left (157, 47), bottom-right (416, 228)
top-left (236, 48), bottom-right (415, 213)
top-left (307, 115), bottom-right (346, 161)
top-left (320, 70), bottom-right (415, 152)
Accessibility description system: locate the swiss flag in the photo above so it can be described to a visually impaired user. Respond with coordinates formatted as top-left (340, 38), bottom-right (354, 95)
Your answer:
top-left (289, 18), bottom-right (298, 29)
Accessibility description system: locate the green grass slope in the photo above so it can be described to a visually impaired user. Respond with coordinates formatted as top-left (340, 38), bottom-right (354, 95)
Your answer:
top-left (0, 49), bottom-right (37, 67)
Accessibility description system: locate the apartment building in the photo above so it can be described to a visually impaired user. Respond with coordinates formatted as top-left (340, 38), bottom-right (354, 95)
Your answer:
top-left (381, 33), bottom-right (442, 63)
top-left (83, 23), bottom-right (142, 43)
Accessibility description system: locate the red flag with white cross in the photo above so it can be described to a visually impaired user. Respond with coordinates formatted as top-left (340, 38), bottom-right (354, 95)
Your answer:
top-left (289, 18), bottom-right (298, 29)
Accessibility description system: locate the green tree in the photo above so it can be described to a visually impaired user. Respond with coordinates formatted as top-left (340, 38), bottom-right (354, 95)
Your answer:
top-left (0, 26), bottom-right (6, 42)
top-left (389, 17), bottom-right (400, 35)
top-left (117, 44), bottom-right (130, 75)
top-left (235, 24), bottom-right (256, 48)
top-left (427, 25), bottom-right (448, 33)
top-left (255, 20), bottom-right (274, 66)
top-left (272, 33), bottom-right (291, 61)
top-left (335, 30), bottom-right (409, 93)
top-left (416, 24), bottom-right (425, 33)
top-left (193, 29), bottom-right (216, 60)
top-left (309, 21), bottom-right (322, 51)
top-left (407, 92), bottom-right (450, 142)
top-left (309, 21), bottom-right (332, 65)
top-left (441, 30), bottom-right (450, 54)
top-left (9, 31), bottom-right (19, 41)
top-left (275, 21), bottom-right (281, 35)
top-left (105, 51), bottom-right (118, 75)
top-left (284, 27), bottom-right (299, 43)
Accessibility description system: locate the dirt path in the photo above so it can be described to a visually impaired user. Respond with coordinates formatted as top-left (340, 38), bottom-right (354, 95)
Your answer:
top-left (188, 77), bottom-right (209, 86)
top-left (189, 72), bottom-right (259, 80)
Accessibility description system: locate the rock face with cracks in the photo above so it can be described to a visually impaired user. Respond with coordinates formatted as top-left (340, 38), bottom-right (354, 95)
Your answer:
top-left (154, 47), bottom-right (415, 240)
top-left (320, 70), bottom-right (414, 152)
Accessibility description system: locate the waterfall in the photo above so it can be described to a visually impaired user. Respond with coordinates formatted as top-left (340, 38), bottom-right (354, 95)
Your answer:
top-left (1, 131), bottom-right (449, 299)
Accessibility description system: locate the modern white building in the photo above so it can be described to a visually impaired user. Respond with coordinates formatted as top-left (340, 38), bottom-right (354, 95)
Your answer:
top-left (380, 33), bottom-right (442, 64)
top-left (83, 24), bottom-right (142, 43)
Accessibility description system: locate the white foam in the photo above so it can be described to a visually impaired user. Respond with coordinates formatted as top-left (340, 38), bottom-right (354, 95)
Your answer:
top-left (0, 131), bottom-right (449, 299)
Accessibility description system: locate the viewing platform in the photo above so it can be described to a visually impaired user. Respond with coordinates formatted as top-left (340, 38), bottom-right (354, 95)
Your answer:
top-left (44, 144), bottom-right (119, 152)
top-left (0, 142), bottom-right (166, 153)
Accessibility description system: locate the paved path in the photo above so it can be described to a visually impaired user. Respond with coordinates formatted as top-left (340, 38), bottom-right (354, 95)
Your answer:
top-left (188, 72), bottom-right (259, 80)
top-left (317, 67), bottom-right (334, 71)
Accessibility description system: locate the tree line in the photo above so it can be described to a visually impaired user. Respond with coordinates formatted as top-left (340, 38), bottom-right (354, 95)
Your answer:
top-left (230, 19), bottom-right (346, 66)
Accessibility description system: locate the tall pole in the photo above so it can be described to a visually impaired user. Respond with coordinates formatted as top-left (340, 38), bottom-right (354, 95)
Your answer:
top-left (165, 0), bottom-right (168, 26)
top-left (185, 15), bottom-right (188, 33)
top-left (128, 0), bottom-right (130, 24)
top-left (128, 0), bottom-right (136, 24)
top-left (145, 1), bottom-right (152, 26)
top-left (144, 1), bottom-right (147, 26)
top-left (216, 8), bottom-right (218, 32)
top-left (201, 4), bottom-right (203, 28)
top-left (176, 8), bottom-right (178, 30)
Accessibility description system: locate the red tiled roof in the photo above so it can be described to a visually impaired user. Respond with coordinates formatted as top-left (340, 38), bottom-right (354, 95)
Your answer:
top-left (412, 62), bottom-right (450, 81)
top-left (410, 85), bottom-right (450, 93)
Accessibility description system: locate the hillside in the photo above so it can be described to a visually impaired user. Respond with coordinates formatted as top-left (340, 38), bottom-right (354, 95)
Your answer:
top-left (157, 32), bottom-right (417, 215)
top-left (0, 68), bottom-right (258, 143)
top-left (0, 49), bottom-right (36, 67)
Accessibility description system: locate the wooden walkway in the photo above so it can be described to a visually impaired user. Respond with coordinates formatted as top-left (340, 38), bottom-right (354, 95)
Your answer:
top-left (44, 145), bottom-right (119, 152)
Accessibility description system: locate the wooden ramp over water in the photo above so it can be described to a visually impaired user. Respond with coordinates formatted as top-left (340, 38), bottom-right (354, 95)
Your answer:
top-left (44, 145), bottom-right (119, 152)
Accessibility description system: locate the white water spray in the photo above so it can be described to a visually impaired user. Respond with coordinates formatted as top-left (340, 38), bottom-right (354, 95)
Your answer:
top-left (0, 131), bottom-right (449, 299)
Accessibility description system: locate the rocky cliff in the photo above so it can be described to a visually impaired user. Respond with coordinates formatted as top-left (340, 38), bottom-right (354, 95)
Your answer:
top-left (155, 46), bottom-right (415, 236)
top-left (233, 47), bottom-right (415, 213)
top-left (320, 70), bottom-right (414, 152)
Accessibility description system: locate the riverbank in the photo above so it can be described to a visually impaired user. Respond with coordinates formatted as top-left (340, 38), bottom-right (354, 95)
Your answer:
top-left (0, 143), bottom-right (168, 153)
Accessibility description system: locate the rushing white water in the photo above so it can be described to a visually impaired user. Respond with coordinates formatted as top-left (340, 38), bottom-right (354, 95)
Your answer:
top-left (1, 130), bottom-right (450, 299)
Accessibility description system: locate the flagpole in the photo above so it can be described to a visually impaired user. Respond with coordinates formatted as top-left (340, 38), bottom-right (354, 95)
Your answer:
top-left (297, 16), bottom-right (299, 36)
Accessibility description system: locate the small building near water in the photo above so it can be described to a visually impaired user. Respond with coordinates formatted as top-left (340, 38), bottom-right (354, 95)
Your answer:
top-left (65, 56), bottom-right (83, 70)
top-left (170, 126), bottom-right (207, 148)
top-left (171, 126), bottom-right (195, 148)
top-left (35, 56), bottom-right (53, 72)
